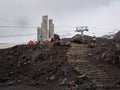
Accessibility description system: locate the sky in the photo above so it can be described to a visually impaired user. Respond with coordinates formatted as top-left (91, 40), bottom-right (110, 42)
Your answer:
top-left (0, 0), bottom-right (120, 42)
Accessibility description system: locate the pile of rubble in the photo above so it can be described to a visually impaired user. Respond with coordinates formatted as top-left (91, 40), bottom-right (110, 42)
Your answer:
top-left (71, 34), bottom-right (92, 44)
top-left (90, 31), bottom-right (120, 66)
top-left (0, 43), bottom-right (93, 89)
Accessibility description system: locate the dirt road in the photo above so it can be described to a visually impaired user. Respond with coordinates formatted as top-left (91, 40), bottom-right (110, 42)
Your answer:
top-left (67, 43), bottom-right (120, 90)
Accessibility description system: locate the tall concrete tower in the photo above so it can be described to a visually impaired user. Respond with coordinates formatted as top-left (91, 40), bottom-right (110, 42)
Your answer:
top-left (49, 19), bottom-right (54, 39)
top-left (37, 15), bottom-right (54, 42)
top-left (41, 15), bottom-right (48, 39)
top-left (37, 27), bottom-right (42, 41)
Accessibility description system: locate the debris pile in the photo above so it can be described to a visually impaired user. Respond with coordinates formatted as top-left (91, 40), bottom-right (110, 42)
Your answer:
top-left (71, 34), bottom-right (92, 44)
top-left (90, 35), bottom-right (120, 67)
top-left (0, 43), bottom-right (90, 89)
top-left (0, 31), bottom-right (120, 89)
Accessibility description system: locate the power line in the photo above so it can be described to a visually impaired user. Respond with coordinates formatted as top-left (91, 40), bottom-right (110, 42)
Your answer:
top-left (0, 25), bottom-right (75, 28)
top-left (0, 34), bottom-right (36, 38)
top-left (56, 26), bottom-right (75, 27)
top-left (0, 17), bottom-right (38, 26)
top-left (0, 26), bottom-right (37, 28)
top-left (0, 17), bottom-right (119, 30)
top-left (89, 26), bottom-right (119, 31)
top-left (0, 18), bottom-right (18, 24)
top-left (0, 24), bottom-right (119, 30)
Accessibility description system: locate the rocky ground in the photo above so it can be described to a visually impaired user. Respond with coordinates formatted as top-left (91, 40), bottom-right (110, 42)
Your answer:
top-left (0, 31), bottom-right (120, 90)
top-left (0, 42), bottom-right (94, 90)
top-left (67, 42), bottom-right (120, 90)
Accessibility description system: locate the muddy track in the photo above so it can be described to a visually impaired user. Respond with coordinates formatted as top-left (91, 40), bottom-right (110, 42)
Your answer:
top-left (67, 43), bottom-right (120, 89)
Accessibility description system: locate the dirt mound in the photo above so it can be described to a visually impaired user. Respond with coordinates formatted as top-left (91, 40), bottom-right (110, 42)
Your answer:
top-left (71, 34), bottom-right (92, 43)
top-left (96, 37), bottom-right (108, 44)
top-left (0, 44), bottom-right (80, 89)
top-left (89, 37), bottom-right (120, 69)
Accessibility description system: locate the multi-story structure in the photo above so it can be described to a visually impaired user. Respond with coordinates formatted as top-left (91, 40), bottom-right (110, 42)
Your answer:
top-left (37, 15), bottom-right (54, 41)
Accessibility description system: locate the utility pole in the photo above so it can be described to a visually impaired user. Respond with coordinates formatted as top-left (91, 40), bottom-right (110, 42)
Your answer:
top-left (75, 26), bottom-right (89, 40)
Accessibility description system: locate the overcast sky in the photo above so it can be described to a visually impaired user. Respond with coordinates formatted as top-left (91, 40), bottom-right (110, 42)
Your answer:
top-left (0, 0), bottom-right (120, 42)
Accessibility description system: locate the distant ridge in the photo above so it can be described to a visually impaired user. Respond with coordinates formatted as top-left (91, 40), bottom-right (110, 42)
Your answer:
top-left (113, 31), bottom-right (120, 41)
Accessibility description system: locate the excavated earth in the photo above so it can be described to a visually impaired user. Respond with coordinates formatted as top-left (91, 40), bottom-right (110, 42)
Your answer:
top-left (67, 42), bottom-right (120, 90)
top-left (0, 43), bottom-right (95, 90)
top-left (0, 37), bottom-right (120, 90)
